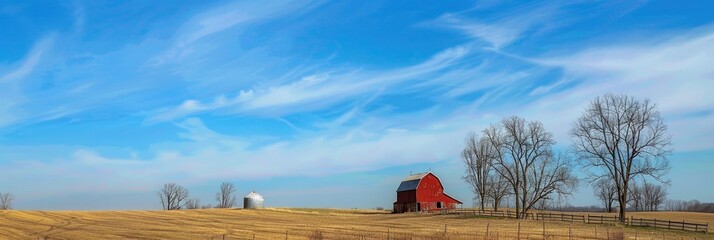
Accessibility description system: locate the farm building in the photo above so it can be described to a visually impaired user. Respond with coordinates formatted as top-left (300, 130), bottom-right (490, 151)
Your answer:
top-left (243, 191), bottom-right (264, 209)
top-left (393, 172), bottom-right (462, 213)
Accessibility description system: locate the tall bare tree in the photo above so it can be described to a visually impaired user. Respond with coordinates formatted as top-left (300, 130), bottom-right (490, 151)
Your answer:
top-left (484, 116), bottom-right (578, 219)
top-left (0, 193), bottom-right (14, 210)
top-left (571, 94), bottom-right (672, 222)
top-left (216, 182), bottom-right (237, 208)
top-left (593, 179), bottom-right (617, 213)
top-left (461, 131), bottom-right (495, 212)
top-left (158, 183), bottom-right (189, 210)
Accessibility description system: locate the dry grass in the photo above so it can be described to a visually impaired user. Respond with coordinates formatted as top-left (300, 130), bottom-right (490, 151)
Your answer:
top-left (0, 208), bottom-right (711, 239)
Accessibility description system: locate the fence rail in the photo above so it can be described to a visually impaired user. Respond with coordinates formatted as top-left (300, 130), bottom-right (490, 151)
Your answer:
top-left (630, 217), bottom-right (708, 233)
top-left (452, 209), bottom-right (708, 233)
top-left (534, 212), bottom-right (586, 223)
top-left (586, 215), bottom-right (619, 224)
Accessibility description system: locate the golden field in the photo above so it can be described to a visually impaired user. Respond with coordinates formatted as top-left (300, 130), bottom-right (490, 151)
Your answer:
top-left (0, 208), bottom-right (711, 240)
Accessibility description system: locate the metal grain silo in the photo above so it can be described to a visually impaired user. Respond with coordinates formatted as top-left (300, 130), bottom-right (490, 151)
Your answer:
top-left (243, 191), bottom-right (264, 209)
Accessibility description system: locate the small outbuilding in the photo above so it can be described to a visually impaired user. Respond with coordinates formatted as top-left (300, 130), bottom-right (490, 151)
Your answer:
top-left (393, 171), bottom-right (462, 213)
top-left (243, 191), bottom-right (264, 209)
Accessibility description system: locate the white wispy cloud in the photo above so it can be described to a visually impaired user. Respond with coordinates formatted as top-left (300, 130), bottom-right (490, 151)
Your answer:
top-left (149, 45), bottom-right (471, 122)
top-left (153, 0), bottom-right (321, 65)
top-left (522, 27), bottom-right (714, 151)
top-left (427, 2), bottom-right (561, 48)
top-left (0, 36), bottom-right (54, 83)
top-left (0, 112), bottom-right (495, 198)
top-left (0, 36), bottom-right (54, 127)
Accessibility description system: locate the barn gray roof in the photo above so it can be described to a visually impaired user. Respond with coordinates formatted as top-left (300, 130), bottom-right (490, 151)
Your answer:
top-left (396, 172), bottom-right (429, 192)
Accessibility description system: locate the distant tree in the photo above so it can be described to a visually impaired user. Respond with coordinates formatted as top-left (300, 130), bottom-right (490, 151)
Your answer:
top-left (535, 196), bottom-right (553, 210)
top-left (185, 198), bottom-right (201, 209)
top-left (0, 193), bottom-right (14, 210)
top-left (487, 173), bottom-right (511, 211)
top-left (684, 200), bottom-right (714, 213)
top-left (461, 131), bottom-right (495, 212)
top-left (642, 182), bottom-right (666, 211)
top-left (664, 199), bottom-right (683, 211)
top-left (628, 183), bottom-right (643, 211)
top-left (158, 183), bottom-right (189, 210)
top-left (593, 179), bottom-right (617, 213)
top-left (216, 182), bottom-right (237, 208)
top-left (571, 94), bottom-right (672, 222)
top-left (484, 116), bottom-right (578, 219)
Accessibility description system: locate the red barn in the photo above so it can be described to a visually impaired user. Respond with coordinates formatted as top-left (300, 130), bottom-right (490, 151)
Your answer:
top-left (393, 172), bottom-right (462, 213)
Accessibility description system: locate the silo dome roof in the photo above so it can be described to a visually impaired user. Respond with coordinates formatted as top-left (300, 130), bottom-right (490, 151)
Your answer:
top-left (244, 191), bottom-right (264, 200)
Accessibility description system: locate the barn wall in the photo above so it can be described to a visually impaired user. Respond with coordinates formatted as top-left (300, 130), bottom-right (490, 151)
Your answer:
top-left (393, 203), bottom-right (418, 213)
top-left (415, 174), bottom-right (445, 203)
top-left (415, 173), bottom-right (460, 211)
top-left (395, 190), bottom-right (417, 203)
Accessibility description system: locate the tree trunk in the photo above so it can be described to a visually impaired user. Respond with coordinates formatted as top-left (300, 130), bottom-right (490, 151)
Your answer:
top-left (618, 192), bottom-right (627, 223)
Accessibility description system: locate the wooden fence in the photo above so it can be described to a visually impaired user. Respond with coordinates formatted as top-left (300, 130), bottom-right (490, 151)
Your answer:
top-left (630, 217), bottom-right (708, 233)
top-left (587, 214), bottom-right (619, 224)
top-left (454, 209), bottom-right (708, 233)
top-left (533, 212), bottom-right (586, 223)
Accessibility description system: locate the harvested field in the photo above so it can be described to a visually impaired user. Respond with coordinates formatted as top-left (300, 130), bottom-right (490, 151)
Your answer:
top-left (0, 208), bottom-right (711, 239)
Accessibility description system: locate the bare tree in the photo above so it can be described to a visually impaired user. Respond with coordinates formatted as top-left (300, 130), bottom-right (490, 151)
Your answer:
top-left (461, 131), bottom-right (495, 212)
top-left (185, 198), bottom-right (201, 209)
top-left (216, 182), bottom-right (237, 208)
top-left (593, 179), bottom-right (617, 213)
top-left (571, 94), bottom-right (671, 222)
top-left (484, 116), bottom-right (578, 219)
top-left (642, 182), bottom-right (666, 211)
top-left (487, 173), bottom-right (511, 211)
top-left (0, 193), bottom-right (14, 210)
top-left (158, 183), bottom-right (189, 210)
top-left (628, 183), bottom-right (644, 211)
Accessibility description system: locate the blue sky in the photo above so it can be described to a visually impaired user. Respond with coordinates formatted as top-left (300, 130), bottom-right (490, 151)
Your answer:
top-left (1, 0), bottom-right (713, 210)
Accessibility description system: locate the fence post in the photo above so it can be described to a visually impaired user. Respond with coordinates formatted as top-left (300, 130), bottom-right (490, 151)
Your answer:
top-left (542, 221), bottom-right (546, 240)
top-left (568, 224), bottom-right (572, 240)
top-left (606, 226), bottom-right (610, 240)
top-left (518, 222), bottom-right (521, 240)
top-left (444, 224), bottom-right (447, 235)
top-left (486, 222), bottom-right (490, 238)
top-left (285, 230), bottom-right (288, 240)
